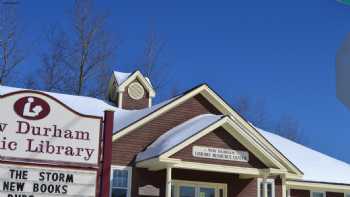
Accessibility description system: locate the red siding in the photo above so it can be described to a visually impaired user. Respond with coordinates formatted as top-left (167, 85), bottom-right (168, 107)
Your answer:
top-left (327, 192), bottom-right (344, 197)
top-left (275, 177), bottom-right (283, 197)
top-left (291, 189), bottom-right (310, 197)
top-left (112, 95), bottom-right (221, 165)
top-left (122, 79), bottom-right (149, 110)
top-left (171, 127), bottom-right (267, 168)
top-left (131, 168), bottom-right (166, 197)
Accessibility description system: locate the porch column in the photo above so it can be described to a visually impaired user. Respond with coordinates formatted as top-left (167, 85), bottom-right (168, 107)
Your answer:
top-left (262, 171), bottom-right (269, 197)
top-left (263, 179), bottom-right (268, 197)
top-left (166, 167), bottom-right (172, 197)
top-left (282, 175), bottom-right (287, 197)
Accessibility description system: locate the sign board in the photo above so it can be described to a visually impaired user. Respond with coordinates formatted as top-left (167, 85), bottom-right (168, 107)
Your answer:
top-left (192, 146), bottom-right (249, 162)
top-left (138, 185), bottom-right (160, 196)
top-left (0, 163), bottom-right (97, 197)
top-left (0, 91), bottom-right (102, 166)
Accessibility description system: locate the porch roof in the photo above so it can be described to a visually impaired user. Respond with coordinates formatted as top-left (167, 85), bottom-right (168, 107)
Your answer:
top-left (136, 114), bottom-right (223, 162)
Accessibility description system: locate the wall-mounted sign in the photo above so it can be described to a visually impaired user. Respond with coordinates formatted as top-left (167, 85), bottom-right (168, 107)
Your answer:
top-left (0, 91), bottom-right (102, 166)
top-left (192, 146), bottom-right (249, 162)
top-left (138, 185), bottom-right (160, 196)
top-left (0, 163), bottom-right (97, 197)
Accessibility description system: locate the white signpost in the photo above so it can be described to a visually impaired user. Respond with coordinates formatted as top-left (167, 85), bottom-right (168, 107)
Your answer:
top-left (0, 163), bottom-right (97, 197)
top-left (0, 91), bottom-right (102, 166)
top-left (192, 146), bottom-right (249, 162)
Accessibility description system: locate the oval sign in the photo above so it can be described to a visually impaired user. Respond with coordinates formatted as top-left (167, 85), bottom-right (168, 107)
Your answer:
top-left (14, 96), bottom-right (51, 120)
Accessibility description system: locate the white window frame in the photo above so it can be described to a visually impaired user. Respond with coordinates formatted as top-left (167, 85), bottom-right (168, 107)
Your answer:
top-left (310, 191), bottom-right (326, 197)
top-left (172, 180), bottom-right (227, 197)
top-left (110, 165), bottom-right (132, 197)
top-left (257, 178), bottom-right (275, 197)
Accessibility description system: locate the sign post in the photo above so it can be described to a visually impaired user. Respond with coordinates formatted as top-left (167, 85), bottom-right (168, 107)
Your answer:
top-left (101, 110), bottom-right (114, 197)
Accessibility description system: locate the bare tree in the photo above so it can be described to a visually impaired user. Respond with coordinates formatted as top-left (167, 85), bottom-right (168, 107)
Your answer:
top-left (275, 115), bottom-right (303, 143)
top-left (0, 1), bottom-right (24, 85)
top-left (68, 0), bottom-right (114, 96)
top-left (39, 26), bottom-right (70, 92)
top-left (234, 96), bottom-right (252, 119)
top-left (37, 0), bottom-right (115, 98)
top-left (138, 30), bottom-right (168, 91)
top-left (233, 96), bottom-right (269, 129)
top-left (233, 96), bottom-right (303, 143)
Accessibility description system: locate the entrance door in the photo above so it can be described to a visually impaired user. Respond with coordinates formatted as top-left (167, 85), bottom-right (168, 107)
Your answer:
top-left (173, 180), bottom-right (226, 197)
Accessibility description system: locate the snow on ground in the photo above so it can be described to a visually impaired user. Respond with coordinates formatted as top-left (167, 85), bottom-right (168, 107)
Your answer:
top-left (136, 114), bottom-right (223, 162)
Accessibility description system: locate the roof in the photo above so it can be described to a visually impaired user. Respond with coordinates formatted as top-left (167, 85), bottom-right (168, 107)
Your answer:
top-left (257, 128), bottom-right (350, 185)
top-left (114, 71), bottom-right (131, 85)
top-left (0, 85), bottom-right (173, 133)
top-left (137, 111), bottom-right (350, 185)
top-left (2, 84), bottom-right (350, 185)
top-left (114, 70), bottom-right (152, 87)
top-left (136, 114), bottom-right (223, 162)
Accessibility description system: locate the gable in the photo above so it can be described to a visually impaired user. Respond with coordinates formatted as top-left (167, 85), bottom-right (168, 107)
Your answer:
top-left (111, 95), bottom-right (222, 166)
top-left (113, 84), bottom-right (302, 176)
top-left (118, 70), bottom-right (155, 97)
top-left (122, 78), bottom-right (150, 110)
top-left (171, 126), bottom-right (267, 169)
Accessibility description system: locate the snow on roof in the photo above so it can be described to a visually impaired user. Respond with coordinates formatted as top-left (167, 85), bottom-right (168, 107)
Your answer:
top-left (0, 85), bottom-right (173, 133)
top-left (135, 110), bottom-right (350, 185)
top-left (113, 96), bottom-right (177, 132)
top-left (3, 84), bottom-right (350, 185)
top-left (114, 71), bottom-right (132, 85)
top-left (113, 70), bottom-right (152, 87)
top-left (257, 128), bottom-right (350, 185)
top-left (136, 114), bottom-right (223, 162)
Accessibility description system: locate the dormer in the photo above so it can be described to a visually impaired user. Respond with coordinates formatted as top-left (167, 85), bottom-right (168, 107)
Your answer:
top-left (108, 70), bottom-right (155, 110)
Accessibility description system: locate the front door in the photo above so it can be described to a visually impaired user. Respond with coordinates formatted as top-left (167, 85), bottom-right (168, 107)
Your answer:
top-left (172, 180), bottom-right (227, 197)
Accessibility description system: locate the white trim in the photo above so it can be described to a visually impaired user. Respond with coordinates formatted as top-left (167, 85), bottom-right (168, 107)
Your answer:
top-left (310, 191), bottom-right (326, 197)
top-left (257, 178), bottom-right (275, 197)
top-left (287, 181), bottom-right (350, 193)
top-left (118, 71), bottom-right (155, 97)
top-left (110, 165), bottom-right (132, 197)
top-left (148, 97), bottom-right (153, 107)
top-left (118, 92), bottom-right (123, 108)
top-left (112, 84), bottom-right (302, 177)
top-left (160, 116), bottom-right (285, 171)
top-left (166, 167), bottom-right (172, 197)
top-left (172, 179), bottom-right (227, 197)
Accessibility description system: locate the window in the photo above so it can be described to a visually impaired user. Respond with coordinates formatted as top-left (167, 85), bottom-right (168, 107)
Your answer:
top-left (172, 180), bottom-right (227, 197)
top-left (311, 191), bottom-right (325, 197)
top-left (257, 179), bottom-right (275, 197)
top-left (346, 194), bottom-right (350, 197)
top-left (110, 166), bottom-right (132, 197)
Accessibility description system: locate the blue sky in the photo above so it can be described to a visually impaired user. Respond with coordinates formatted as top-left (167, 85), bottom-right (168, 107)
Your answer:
top-left (14, 1), bottom-right (350, 163)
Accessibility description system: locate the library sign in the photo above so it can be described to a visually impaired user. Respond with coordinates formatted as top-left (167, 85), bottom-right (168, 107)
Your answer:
top-left (0, 91), bottom-right (103, 197)
top-left (192, 146), bottom-right (249, 162)
top-left (0, 163), bottom-right (97, 197)
top-left (0, 91), bottom-right (102, 166)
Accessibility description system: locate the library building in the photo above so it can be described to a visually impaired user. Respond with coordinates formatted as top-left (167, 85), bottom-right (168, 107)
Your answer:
top-left (0, 70), bottom-right (350, 197)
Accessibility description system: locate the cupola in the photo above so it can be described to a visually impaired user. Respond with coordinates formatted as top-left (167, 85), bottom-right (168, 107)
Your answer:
top-left (107, 70), bottom-right (155, 110)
